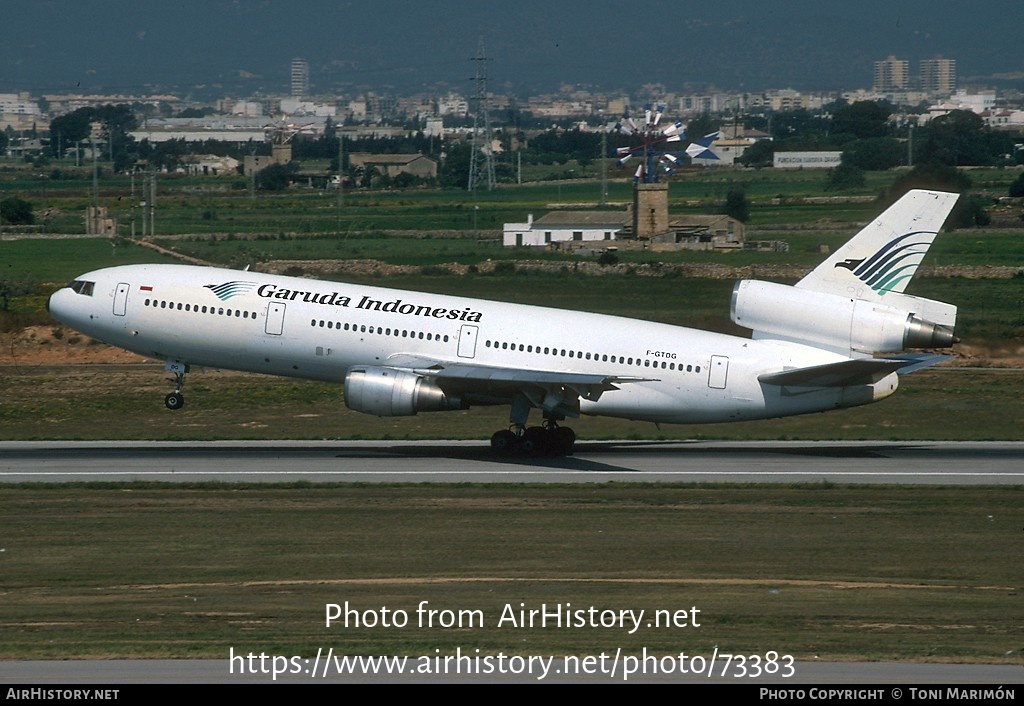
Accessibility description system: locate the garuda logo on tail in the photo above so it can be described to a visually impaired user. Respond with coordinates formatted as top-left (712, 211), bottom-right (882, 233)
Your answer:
top-left (833, 230), bottom-right (935, 295)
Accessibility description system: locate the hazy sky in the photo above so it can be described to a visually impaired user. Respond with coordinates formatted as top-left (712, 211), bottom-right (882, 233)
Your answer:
top-left (2, 0), bottom-right (1021, 96)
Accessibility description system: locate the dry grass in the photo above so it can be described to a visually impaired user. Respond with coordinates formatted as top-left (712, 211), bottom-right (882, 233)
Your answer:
top-left (2, 484), bottom-right (1021, 661)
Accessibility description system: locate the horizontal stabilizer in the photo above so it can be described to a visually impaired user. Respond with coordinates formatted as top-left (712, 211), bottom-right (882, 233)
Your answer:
top-left (882, 353), bottom-right (954, 375)
top-left (759, 359), bottom-right (906, 388)
top-left (759, 354), bottom-right (952, 388)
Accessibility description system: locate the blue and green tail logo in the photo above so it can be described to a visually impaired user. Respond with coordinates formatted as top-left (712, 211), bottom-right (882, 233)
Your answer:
top-left (834, 230), bottom-right (935, 295)
top-left (205, 281), bottom-right (257, 301)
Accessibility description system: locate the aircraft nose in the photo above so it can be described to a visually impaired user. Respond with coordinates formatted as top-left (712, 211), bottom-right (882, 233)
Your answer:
top-left (47, 287), bottom-right (73, 325)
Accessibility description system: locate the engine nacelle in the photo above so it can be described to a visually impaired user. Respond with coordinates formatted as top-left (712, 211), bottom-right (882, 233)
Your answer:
top-left (344, 366), bottom-right (465, 416)
top-left (731, 280), bottom-right (957, 355)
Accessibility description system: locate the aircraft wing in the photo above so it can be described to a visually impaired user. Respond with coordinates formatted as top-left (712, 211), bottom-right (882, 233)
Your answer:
top-left (385, 354), bottom-right (654, 417)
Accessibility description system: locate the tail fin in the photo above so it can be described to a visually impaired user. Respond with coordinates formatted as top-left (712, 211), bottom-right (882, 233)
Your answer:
top-left (731, 190), bottom-right (960, 357)
top-left (796, 189), bottom-right (959, 299)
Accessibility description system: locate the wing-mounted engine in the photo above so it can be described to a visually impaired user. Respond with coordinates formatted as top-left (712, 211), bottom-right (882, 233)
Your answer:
top-left (344, 366), bottom-right (466, 416)
top-left (730, 280), bottom-right (957, 357)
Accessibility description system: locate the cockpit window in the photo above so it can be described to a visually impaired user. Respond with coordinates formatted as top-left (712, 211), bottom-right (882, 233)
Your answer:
top-left (68, 280), bottom-right (95, 296)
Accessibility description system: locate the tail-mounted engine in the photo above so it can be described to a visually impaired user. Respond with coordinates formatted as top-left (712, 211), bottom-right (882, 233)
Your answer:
top-left (731, 280), bottom-right (957, 356)
top-left (344, 366), bottom-right (466, 416)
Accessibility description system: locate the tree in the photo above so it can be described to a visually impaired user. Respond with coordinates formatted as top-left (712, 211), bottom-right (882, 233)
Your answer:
top-left (0, 197), bottom-right (34, 225)
top-left (888, 163), bottom-right (986, 229)
top-left (48, 107), bottom-right (93, 156)
top-left (830, 100), bottom-right (892, 140)
top-left (840, 137), bottom-right (905, 171)
top-left (440, 142), bottom-right (471, 188)
top-left (888, 162), bottom-right (971, 199)
top-left (825, 162), bottom-right (866, 191)
top-left (685, 114), bottom-right (717, 140)
top-left (722, 184), bottom-right (750, 222)
top-left (176, 107), bottom-right (216, 119)
top-left (322, 116), bottom-right (337, 140)
top-left (1009, 173), bottom-right (1024, 198)
top-left (737, 140), bottom-right (774, 168)
top-left (48, 104), bottom-right (139, 168)
top-left (255, 162), bottom-right (298, 191)
top-left (916, 110), bottom-right (996, 166)
top-left (768, 109), bottom-right (831, 143)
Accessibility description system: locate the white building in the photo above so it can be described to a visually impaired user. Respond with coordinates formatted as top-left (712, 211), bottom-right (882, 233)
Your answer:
top-left (773, 151), bottom-right (843, 169)
top-left (503, 212), bottom-right (629, 247)
top-left (129, 116), bottom-right (288, 144)
top-left (280, 99), bottom-right (336, 118)
top-left (182, 154), bottom-right (241, 176)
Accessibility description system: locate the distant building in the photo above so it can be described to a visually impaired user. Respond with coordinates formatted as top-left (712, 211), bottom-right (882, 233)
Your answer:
top-left (85, 206), bottom-right (116, 236)
top-left (655, 214), bottom-right (745, 250)
top-left (219, 99), bottom-right (266, 116)
top-left (279, 99), bottom-right (336, 117)
top-left (926, 90), bottom-right (997, 121)
top-left (692, 137), bottom-right (756, 166)
top-left (982, 109), bottom-right (1024, 129)
top-left (244, 144), bottom-right (293, 176)
top-left (503, 212), bottom-right (629, 247)
top-left (873, 55), bottom-right (909, 92)
top-left (1, 92), bottom-right (45, 132)
top-left (503, 210), bottom-right (746, 250)
top-left (130, 116), bottom-right (267, 144)
top-left (920, 55), bottom-right (956, 95)
top-left (773, 151), bottom-right (842, 169)
top-left (347, 153), bottom-right (438, 180)
top-left (290, 58), bottom-right (309, 98)
top-left (182, 154), bottom-right (241, 176)
top-left (5, 137), bottom-right (46, 158)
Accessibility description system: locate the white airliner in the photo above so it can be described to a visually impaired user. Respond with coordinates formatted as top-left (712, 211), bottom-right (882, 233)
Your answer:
top-left (48, 189), bottom-right (959, 454)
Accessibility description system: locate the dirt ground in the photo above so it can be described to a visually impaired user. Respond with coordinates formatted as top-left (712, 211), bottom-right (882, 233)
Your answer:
top-left (1, 326), bottom-right (150, 366)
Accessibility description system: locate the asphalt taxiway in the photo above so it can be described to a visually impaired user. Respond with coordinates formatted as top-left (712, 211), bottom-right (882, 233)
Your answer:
top-left (2, 440), bottom-right (1023, 484)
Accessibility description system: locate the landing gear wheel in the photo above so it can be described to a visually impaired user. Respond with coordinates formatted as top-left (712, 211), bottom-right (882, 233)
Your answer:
top-left (520, 426), bottom-right (549, 456)
top-left (164, 392), bottom-right (185, 410)
top-left (550, 426), bottom-right (576, 456)
top-left (490, 429), bottom-right (517, 454)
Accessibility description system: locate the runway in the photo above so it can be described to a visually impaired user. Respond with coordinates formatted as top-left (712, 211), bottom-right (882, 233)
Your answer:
top-left (2, 440), bottom-right (1023, 484)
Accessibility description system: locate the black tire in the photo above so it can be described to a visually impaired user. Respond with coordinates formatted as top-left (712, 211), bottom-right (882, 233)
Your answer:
top-left (490, 429), bottom-right (516, 454)
top-left (551, 426), bottom-right (576, 455)
top-left (164, 392), bottom-right (185, 410)
top-left (521, 426), bottom-right (549, 456)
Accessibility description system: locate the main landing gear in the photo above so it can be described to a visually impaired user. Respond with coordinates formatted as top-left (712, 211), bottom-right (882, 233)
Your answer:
top-left (164, 360), bottom-right (188, 410)
top-left (490, 418), bottom-right (576, 457)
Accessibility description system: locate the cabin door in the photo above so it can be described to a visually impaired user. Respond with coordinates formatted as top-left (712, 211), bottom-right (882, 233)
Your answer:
top-left (265, 302), bottom-right (286, 335)
top-left (457, 324), bottom-right (479, 358)
top-left (708, 355), bottom-right (729, 389)
top-left (113, 282), bottom-right (130, 316)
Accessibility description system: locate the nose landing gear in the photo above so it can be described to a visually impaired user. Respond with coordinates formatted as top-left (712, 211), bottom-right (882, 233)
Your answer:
top-left (164, 360), bottom-right (189, 410)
